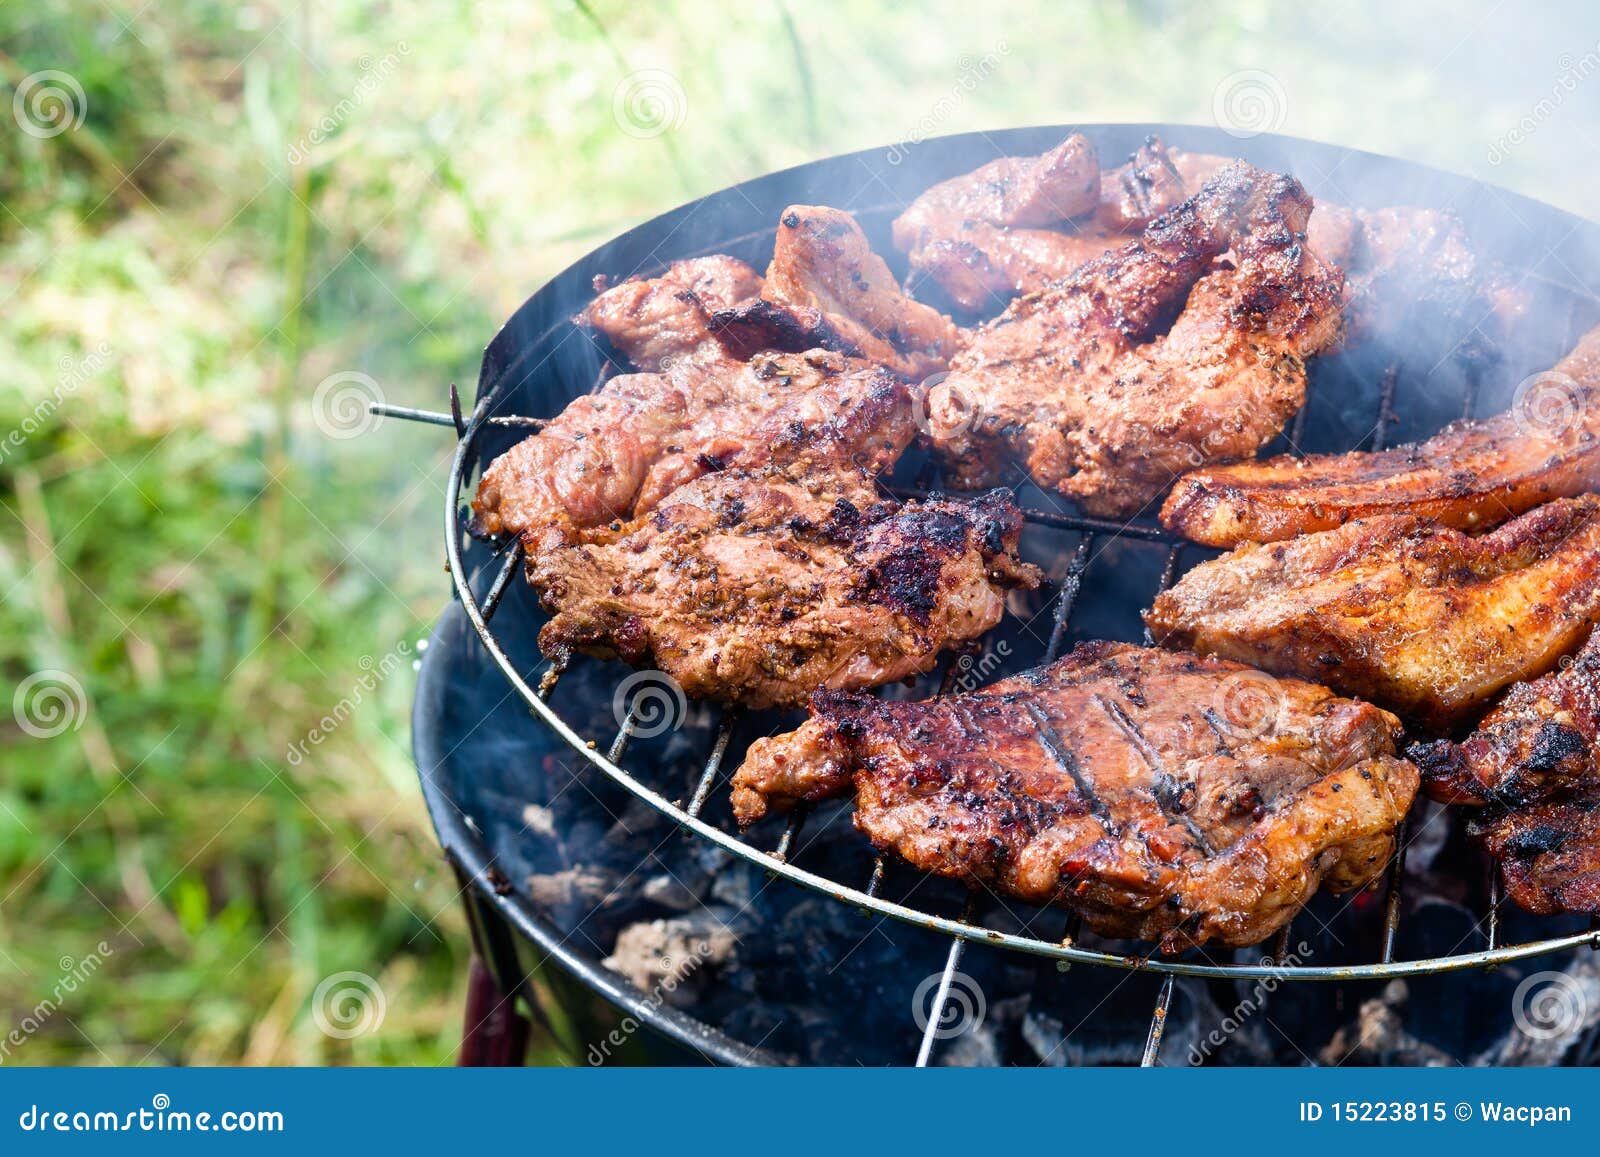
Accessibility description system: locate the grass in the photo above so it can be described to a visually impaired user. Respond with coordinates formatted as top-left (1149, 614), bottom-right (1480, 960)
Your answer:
top-left (0, 0), bottom-right (1594, 1066)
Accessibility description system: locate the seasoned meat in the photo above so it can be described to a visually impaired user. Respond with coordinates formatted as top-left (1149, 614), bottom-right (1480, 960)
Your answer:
top-left (529, 465), bottom-right (1040, 709)
top-left (732, 642), bottom-right (1417, 950)
top-left (471, 349), bottom-right (909, 541)
top-left (1413, 627), bottom-right (1600, 807)
top-left (577, 255), bottom-right (764, 371)
top-left (895, 132), bottom-right (1524, 337)
top-left (1309, 204), bottom-right (1528, 348)
top-left (1161, 323), bottom-right (1600, 547)
top-left (926, 161), bottom-right (1342, 517)
top-left (900, 221), bottom-right (1129, 315)
top-left (1411, 630), bottom-right (1600, 915)
top-left (711, 205), bottom-right (961, 380)
top-left (894, 135), bottom-right (1186, 312)
top-left (1148, 496), bottom-right (1600, 733)
top-left (1474, 798), bottom-right (1600, 916)
top-left (891, 133), bottom-right (1101, 243)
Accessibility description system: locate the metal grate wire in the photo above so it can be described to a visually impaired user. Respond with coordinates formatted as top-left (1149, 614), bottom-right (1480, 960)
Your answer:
top-left (384, 330), bottom-right (1600, 1065)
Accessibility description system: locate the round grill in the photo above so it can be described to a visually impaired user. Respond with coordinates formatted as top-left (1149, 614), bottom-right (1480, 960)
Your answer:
top-left (402, 124), bottom-right (1600, 1065)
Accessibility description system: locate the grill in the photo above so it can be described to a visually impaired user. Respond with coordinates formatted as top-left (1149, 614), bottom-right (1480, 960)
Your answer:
top-left (399, 125), bottom-right (1600, 1066)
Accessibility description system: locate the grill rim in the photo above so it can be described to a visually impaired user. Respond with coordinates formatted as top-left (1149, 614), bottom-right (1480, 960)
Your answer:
top-left (410, 123), bottom-right (1600, 1064)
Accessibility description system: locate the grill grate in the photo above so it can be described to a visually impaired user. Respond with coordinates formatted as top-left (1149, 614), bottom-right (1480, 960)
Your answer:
top-left (383, 341), bottom-right (1600, 1065)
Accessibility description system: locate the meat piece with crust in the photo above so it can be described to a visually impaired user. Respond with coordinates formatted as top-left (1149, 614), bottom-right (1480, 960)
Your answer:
top-left (1161, 322), bottom-right (1600, 547)
top-left (576, 255), bottom-right (763, 371)
top-left (471, 349), bottom-right (909, 541)
top-left (1412, 627), bottom-right (1600, 807)
top-left (926, 161), bottom-right (1342, 517)
top-left (1410, 629), bottom-right (1600, 916)
top-left (529, 465), bottom-right (1040, 709)
top-left (712, 205), bottom-right (962, 380)
top-left (894, 135), bottom-right (1187, 313)
top-left (1147, 495), bottom-right (1600, 733)
top-left (732, 642), bottom-right (1417, 951)
top-left (891, 133), bottom-right (1101, 244)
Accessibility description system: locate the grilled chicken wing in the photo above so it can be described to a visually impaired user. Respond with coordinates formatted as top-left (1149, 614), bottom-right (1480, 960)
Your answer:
top-left (529, 465), bottom-right (1040, 709)
top-left (1148, 496), bottom-right (1600, 733)
top-left (1411, 629), bottom-right (1600, 915)
top-left (709, 205), bottom-right (961, 380)
top-left (732, 642), bottom-right (1417, 950)
top-left (577, 255), bottom-right (764, 371)
top-left (471, 349), bottom-right (909, 541)
top-left (1162, 323), bottom-right (1600, 547)
top-left (925, 161), bottom-right (1342, 517)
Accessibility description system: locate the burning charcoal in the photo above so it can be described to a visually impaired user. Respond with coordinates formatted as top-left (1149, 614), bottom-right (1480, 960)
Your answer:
top-left (524, 865), bottom-right (615, 912)
top-left (1319, 982), bottom-right (1455, 1066)
top-left (602, 915), bottom-right (736, 1003)
top-left (1479, 959), bottom-right (1600, 1066)
top-left (639, 874), bottom-right (702, 911)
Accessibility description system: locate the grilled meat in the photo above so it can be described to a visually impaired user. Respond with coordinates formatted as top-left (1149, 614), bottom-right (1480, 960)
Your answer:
top-left (1161, 323), bottom-right (1600, 547)
top-left (577, 255), bottom-right (763, 371)
top-left (894, 135), bottom-right (1190, 312)
top-left (710, 205), bottom-right (961, 380)
top-left (1411, 629), bottom-right (1600, 915)
top-left (895, 133), bottom-right (1523, 339)
top-left (529, 464), bottom-right (1040, 709)
top-left (732, 641), bottom-right (1417, 950)
top-left (1413, 627), bottom-right (1600, 807)
top-left (925, 161), bottom-right (1342, 517)
top-left (899, 221), bottom-right (1130, 315)
top-left (891, 133), bottom-right (1101, 243)
top-left (1148, 496), bottom-right (1600, 733)
top-left (1473, 798), bottom-right (1600, 916)
top-left (1309, 204), bottom-right (1528, 347)
top-left (471, 349), bottom-right (909, 541)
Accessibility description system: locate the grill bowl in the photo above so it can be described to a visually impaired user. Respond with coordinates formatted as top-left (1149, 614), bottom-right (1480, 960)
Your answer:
top-left (412, 124), bottom-right (1600, 1064)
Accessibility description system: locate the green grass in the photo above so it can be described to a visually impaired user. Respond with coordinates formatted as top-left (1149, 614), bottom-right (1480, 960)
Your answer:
top-left (0, 0), bottom-right (1593, 1066)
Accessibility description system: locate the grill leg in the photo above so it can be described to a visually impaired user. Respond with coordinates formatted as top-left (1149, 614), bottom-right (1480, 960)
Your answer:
top-left (458, 955), bottom-right (530, 1067)
top-left (451, 859), bottom-right (533, 1067)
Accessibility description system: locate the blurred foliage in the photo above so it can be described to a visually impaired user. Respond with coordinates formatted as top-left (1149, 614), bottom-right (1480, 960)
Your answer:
top-left (0, 0), bottom-right (1595, 1065)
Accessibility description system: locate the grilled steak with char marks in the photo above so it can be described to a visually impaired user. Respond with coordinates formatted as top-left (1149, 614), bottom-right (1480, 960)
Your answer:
top-left (733, 642), bottom-right (1418, 950)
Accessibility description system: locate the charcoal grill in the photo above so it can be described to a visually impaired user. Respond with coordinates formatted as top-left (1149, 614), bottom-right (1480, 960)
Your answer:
top-left (397, 125), bottom-right (1600, 1066)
